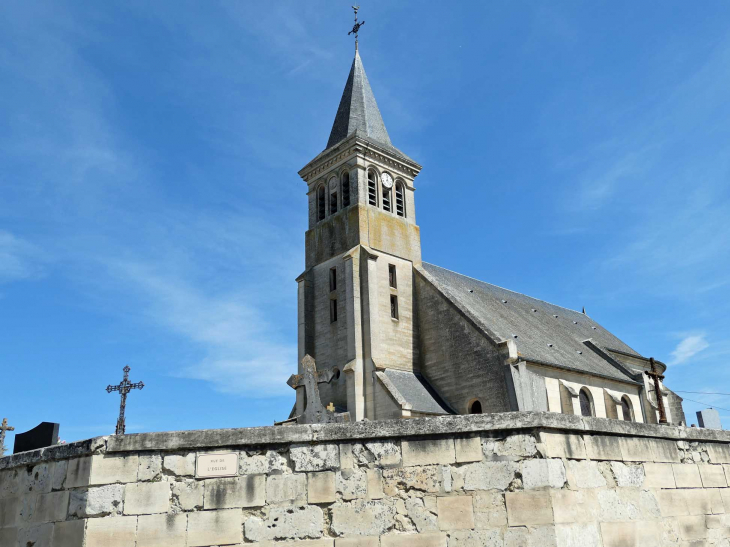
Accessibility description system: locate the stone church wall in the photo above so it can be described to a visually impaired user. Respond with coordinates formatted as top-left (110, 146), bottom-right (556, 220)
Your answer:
top-left (415, 270), bottom-right (512, 415)
top-left (3, 412), bottom-right (730, 547)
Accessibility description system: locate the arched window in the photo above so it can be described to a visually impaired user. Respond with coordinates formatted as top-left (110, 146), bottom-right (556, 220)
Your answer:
top-left (621, 396), bottom-right (633, 422)
top-left (341, 171), bottom-right (350, 208)
top-left (395, 181), bottom-right (405, 217)
top-left (329, 177), bottom-right (338, 215)
top-left (367, 170), bottom-right (378, 206)
top-left (579, 388), bottom-right (594, 417)
top-left (317, 185), bottom-right (326, 221)
top-left (469, 400), bottom-right (482, 414)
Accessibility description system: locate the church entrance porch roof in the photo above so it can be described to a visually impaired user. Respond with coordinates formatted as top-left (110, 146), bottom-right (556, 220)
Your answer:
top-left (418, 262), bottom-right (644, 385)
top-left (377, 369), bottom-right (454, 415)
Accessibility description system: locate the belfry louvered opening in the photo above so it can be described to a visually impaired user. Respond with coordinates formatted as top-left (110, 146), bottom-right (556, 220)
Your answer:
top-left (395, 181), bottom-right (405, 217)
top-left (367, 170), bottom-right (377, 206)
top-left (382, 188), bottom-right (392, 212)
top-left (317, 185), bottom-right (326, 221)
top-left (341, 171), bottom-right (350, 208)
top-left (329, 177), bottom-right (338, 215)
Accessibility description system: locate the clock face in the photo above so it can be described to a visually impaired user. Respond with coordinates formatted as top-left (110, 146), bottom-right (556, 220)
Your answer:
top-left (381, 172), bottom-right (393, 189)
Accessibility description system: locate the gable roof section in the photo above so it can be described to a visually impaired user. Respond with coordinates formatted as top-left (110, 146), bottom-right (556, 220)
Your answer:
top-left (378, 369), bottom-right (454, 415)
top-left (419, 262), bottom-right (642, 385)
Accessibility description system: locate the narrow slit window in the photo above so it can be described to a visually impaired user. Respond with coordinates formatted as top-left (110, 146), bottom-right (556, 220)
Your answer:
top-left (395, 182), bottom-right (405, 217)
top-left (330, 299), bottom-right (338, 323)
top-left (329, 268), bottom-right (337, 292)
top-left (341, 172), bottom-right (350, 208)
top-left (388, 264), bottom-right (397, 289)
top-left (367, 170), bottom-right (377, 206)
top-left (390, 295), bottom-right (398, 320)
top-left (330, 191), bottom-right (338, 214)
top-left (317, 185), bottom-right (326, 221)
top-left (382, 188), bottom-right (391, 212)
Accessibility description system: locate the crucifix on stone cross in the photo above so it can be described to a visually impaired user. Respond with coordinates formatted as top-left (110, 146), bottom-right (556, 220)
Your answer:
top-left (645, 357), bottom-right (668, 425)
top-left (0, 418), bottom-right (14, 455)
top-left (106, 365), bottom-right (144, 435)
top-left (287, 355), bottom-right (337, 424)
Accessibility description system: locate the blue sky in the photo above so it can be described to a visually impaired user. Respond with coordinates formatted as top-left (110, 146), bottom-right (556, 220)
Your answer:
top-left (2, 1), bottom-right (730, 448)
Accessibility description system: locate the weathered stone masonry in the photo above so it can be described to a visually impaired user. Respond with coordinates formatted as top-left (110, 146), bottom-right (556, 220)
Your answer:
top-left (3, 412), bottom-right (730, 546)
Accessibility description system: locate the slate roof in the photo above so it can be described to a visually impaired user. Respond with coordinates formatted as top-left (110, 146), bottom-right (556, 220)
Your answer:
top-left (324, 51), bottom-right (415, 164)
top-left (382, 369), bottom-right (454, 415)
top-left (419, 263), bottom-right (643, 385)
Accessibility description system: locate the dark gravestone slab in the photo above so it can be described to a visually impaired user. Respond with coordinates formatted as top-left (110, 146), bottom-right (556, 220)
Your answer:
top-left (13, 422), bottom-right (59, 454)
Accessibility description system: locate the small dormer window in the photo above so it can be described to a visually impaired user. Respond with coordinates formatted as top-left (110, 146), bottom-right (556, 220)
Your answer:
top-left (342, 171), bottom-right (350, 208)
top-left (367, 170), bottom-right (377, 206)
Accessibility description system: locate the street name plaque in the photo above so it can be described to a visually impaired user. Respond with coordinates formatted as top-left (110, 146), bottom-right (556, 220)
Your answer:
top-left (196, 453), bottom-right (239, 478)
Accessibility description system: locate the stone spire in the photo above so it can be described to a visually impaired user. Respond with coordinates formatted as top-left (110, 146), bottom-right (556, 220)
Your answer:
top-left (326, 50), bottom-right (392, 149)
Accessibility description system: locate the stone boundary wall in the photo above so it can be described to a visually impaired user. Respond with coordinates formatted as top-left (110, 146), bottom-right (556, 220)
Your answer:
top-left (3, 412), bottom-right (730, 547)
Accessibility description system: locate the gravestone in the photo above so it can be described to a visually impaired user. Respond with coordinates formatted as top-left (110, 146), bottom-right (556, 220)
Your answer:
top-left (13, 422), bottom-right (60, 454)
top-left (697, 409), bottom-right (722, 430)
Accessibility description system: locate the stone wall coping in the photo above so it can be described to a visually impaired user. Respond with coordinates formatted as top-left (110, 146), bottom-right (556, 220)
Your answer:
top-left (3, 411), bottom-right (729, 470)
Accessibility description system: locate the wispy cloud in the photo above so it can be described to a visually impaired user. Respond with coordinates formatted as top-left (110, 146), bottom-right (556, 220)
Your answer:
top-left (105, 258), bottom-right (296, 397)
top-left (670, 334), bottom-right (709, 365)
top-left (0, 2), bottom-right (302, 399)
top-left (0, 231), bottom-right (44, 283)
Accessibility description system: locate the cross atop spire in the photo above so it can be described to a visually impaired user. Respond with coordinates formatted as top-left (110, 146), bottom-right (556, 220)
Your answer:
top-left (348, 6), bottom-right (365, 50)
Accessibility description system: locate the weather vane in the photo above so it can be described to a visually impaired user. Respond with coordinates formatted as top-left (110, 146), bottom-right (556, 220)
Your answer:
top-left (348, 5), bottom-right (365, 49)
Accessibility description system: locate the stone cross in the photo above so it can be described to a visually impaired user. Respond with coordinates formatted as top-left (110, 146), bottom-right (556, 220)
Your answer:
top-left (106, 365), bottom-right (145, 435)
top-left (287, 355), bottom-right (336, 424)
top-left (645, 357), bottom-right (668, 424)
top-left (0, 418), bottom-right (14, 455)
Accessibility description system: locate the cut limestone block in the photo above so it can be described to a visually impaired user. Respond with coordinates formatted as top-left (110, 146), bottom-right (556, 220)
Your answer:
top-left (85, 515), bottom-right (138, 547)
top-left (124, 482), bottom-right (171, 515)
top-left (137, 513), bottom-right (187, 547)
top-left (88, 455), bottom-right (139, 485)
top-left (203, 475), bottom-right (265, 509)
top-left (308, 472), bottom-right (336, 504)
top-left (673, 464), bottom-right (702, 488)
top-left (505, 491), bottom-right (553, 526)
top-left (187, 509), bottom-right (242, 547)
top-left (402, 439), bottom-right (456, 467)
top-left (437, 496), bottom-right (474, 530)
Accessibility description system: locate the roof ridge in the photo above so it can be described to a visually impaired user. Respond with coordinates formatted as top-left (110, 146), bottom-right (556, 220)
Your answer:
top-left (422, 262), bottom-right (588, 317)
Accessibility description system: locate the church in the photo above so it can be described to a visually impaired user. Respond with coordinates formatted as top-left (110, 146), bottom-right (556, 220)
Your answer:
top-left (290, 46), bottom-right (685, 427)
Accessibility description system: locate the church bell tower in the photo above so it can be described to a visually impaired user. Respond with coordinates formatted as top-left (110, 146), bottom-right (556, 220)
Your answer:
top-left (295, 47), bottom-right (423, 421)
